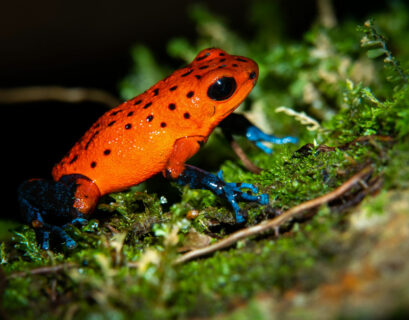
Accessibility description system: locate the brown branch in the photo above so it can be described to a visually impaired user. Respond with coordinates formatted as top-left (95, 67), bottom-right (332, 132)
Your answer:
top-left (174, 165), bottom-right (373, 264)
top-left (0, 86), bottom-right (121, 108)
top-left (230, 140), bottom-right (262, 174)
top-left (8, 263), bottom-right (77, 279)
top-left (317, 0), bottom-right (337, 28)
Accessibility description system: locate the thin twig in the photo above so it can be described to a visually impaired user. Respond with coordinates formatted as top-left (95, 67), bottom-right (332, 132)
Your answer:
top-left (0, 86), bottom-right (121, 107)
top-left (174, 165), bottom-right (373, 264)
top-left (317, 0), bottom-right (337, 28)
top-left (8, 263), bottom-right (77, 279)
top-left (230, 140), bottom-right (262, 174)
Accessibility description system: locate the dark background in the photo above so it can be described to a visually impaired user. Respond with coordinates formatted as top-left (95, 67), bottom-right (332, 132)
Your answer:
top-left (1, 0), bottom-right (389, 219)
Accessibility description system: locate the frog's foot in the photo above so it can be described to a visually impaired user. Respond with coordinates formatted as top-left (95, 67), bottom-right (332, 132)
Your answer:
top-left (215, 170), bottom-right (269, 223)
top-left (176, 165), bottom-right (269, 223)
top-left (246, 126), bottom-right (298, 154)
top-left (18, 199), bottom-right (82, 250)
top-left (38, 216), bottom-right (90, 250)
top-left (35, 223), bottom-right (77, 251)
top-left (17, 176), bottom-right (96, 250)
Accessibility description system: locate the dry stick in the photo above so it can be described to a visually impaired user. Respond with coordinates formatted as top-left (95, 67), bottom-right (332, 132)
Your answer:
top-left (317, 0), bottom-right (337, 28)
top-left (230, 140), bottom-right (262, 174)
top-left (8, 263), bottom-right (77, 279)
top-left (174, 165), bottom-right (373, 265)
top-left (0, 86), bottom-right (121, 108)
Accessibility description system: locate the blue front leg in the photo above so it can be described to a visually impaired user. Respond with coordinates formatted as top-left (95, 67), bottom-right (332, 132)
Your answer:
top-left (175, 165), bottom-right (269, 223)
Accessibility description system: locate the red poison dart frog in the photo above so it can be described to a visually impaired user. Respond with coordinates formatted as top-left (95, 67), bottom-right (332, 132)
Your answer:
top-left (18, 48), bottom-right (297, 250)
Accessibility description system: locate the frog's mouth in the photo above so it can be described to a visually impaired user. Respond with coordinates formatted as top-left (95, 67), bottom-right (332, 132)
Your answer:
top-left (210, 104), bottom-right (216, 117)
top-left (221, 104), bottom-right (242, 118)
top-left (221, 89), bottom-right (254, 118)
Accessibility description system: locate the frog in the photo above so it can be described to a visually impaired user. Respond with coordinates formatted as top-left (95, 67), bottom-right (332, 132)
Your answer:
top-left (18, 48), bottom-right (297, 250)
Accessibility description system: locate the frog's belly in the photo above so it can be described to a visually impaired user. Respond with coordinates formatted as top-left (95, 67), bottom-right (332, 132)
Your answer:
top-left (52, 129), bottom-right (175, 195)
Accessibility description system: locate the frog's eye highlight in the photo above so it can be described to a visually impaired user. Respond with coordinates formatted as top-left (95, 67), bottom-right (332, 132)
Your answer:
top-left (207, 77), bottom-right (237, 101)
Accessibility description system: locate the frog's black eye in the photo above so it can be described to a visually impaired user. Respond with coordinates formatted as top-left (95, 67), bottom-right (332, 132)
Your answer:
top-left (207, 77), bottom-right (237, 101)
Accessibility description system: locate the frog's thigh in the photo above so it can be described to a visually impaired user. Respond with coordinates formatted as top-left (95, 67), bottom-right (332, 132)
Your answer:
top-left (163, 135), bottom-right (206, 179)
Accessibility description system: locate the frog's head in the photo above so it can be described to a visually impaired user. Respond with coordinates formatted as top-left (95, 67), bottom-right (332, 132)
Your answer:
top-left (169, 48), bottom-right (259, 132)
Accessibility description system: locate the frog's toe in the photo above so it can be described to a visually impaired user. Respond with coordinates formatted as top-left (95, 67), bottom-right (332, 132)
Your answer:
top-left (255, 141), bottom-right (273, 154)
top-left (38, 230), bottom-right (51, 251)
top-left (218, 172), bottom-right (270, 221)
top-left (235, 181), bottom-right (259, 194)
top-left (30, 217), bottom-right (78, 250)
top-left (257, 193), bottom-right (269, 205)
top-left (69, 217), bottom-right (88, 226)
top-left (176, 165), bottom-right (270, 224)
top-left (235, 186), bottom-right (269, 206)
top-left (33, 223), bottom-right (77, 250)
top-left (52, 225), bottom-right (77, 249)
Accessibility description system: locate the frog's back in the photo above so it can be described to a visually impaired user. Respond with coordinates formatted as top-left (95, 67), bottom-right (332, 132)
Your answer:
top-left (52, 86), bottom-right (194, 195)
top-left (52, 48), bottom-right (259, 195)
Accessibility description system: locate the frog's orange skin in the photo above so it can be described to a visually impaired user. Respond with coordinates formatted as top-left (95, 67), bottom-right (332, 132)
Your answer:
top-left (52, 48), bottom-right (259, 215)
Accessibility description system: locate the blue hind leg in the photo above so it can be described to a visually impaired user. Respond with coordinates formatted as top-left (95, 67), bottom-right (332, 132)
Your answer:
top-left (18, 197), bottom-right (77, 250)
top-left (219, 113), bottom-right (298, 154)
top-left (245, 126), bottom-right (298, 154)
top-left (175, 165), bottom-right (269, 223)
top-left (17, 175), bottom-right (94, 250)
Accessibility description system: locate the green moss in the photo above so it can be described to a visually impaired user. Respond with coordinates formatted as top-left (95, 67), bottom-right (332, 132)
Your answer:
top-left (165, 207), bottom-right (342, 316)
top-left (384, 137), bottom-right (409, 189)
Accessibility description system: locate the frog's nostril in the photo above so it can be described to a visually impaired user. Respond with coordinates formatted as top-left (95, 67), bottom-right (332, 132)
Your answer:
top-left (249, 71), bottom-right (257, 79)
